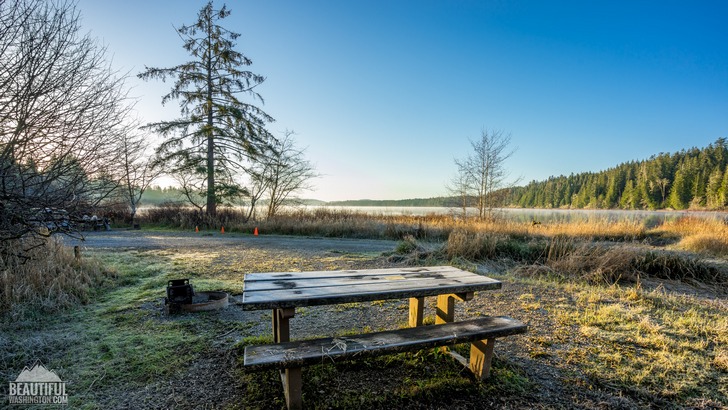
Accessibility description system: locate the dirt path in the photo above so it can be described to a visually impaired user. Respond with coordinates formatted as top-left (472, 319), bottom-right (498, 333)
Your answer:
top-left (67, 230), bottom-right (399, 254)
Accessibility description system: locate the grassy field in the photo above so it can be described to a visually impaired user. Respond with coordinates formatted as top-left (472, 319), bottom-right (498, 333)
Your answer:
top-left (1, 210), bottom-right (727, 409)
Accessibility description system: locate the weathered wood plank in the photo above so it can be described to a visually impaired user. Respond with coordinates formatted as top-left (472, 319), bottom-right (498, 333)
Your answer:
top-left (244, 273), bottom-right (496, 297)
top-left (242, 278), bottom-right (501, 310)
top-left (244, 266), bottom-right (465, 282)
top-left (243, 316), bottom-right (527, 371)
top-left (243, 269), bottom-right (479, 293)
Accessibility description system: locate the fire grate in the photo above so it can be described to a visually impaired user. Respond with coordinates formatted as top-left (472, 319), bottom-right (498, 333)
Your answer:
top-left (164, 279), bottom-right (228, 314)
top-left (166, 278), bottom-right (194, 314)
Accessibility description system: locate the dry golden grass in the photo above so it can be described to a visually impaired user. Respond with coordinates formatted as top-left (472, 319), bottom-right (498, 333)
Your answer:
top-left (0, 237), bottom-right (109, 315)
top-left (655, 217), bottom-right (728, 256)
top-left (679, 234), bottom-right (728, 256)
top-left (554, 283), bottom-right (728, 404)
top-left (141, 205), bottom-right (711, 244)
top-left (538, 218), bottom-right (646, 241)
top-left (406, 215), bottom-right (727, 285)
top-left (659, 215), bottom-right (728, 236)
top-left (546, 244), bottom-right (641, 284)
top-left (715, 348), bottom-right (728, 372)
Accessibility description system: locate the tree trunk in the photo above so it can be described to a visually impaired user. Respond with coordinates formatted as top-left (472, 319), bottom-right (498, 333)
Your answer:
top-left (245, 198), bottom-right (256, 223)
top-left (207, 133), bottom-right (215, 216)
top-left (205, 24), bottom-right (216, 217)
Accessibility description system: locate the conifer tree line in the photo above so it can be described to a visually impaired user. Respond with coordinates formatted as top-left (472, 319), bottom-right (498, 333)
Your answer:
top-left (506, 138), bottom-right (728, 210)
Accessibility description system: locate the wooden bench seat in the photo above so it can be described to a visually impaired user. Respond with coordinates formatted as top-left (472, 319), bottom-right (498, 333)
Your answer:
top-left (244, 315), bottom-right (527, 377)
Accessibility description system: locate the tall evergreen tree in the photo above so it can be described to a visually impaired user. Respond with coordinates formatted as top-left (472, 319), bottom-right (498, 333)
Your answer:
top-left (720, 164), bottom-right (728, 208)
top-left (706, 167), bottom-right (723, 208)
top-left (139, 1), bottom-right (273, 216)
top-left (620, 180), bottom-right (636, 209)
top-left (669, 159), bottom-right (695, 210)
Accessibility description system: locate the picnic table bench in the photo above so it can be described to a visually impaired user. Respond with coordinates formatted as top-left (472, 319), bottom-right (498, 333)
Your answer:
top-left (241, 266), bottom-right (527, 410)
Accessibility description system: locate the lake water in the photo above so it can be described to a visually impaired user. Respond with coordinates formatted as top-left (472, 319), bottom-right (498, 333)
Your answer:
top-left (298, 205), bottom-right (727, 223)
top-left (139, 203), bottom-right (726, 223)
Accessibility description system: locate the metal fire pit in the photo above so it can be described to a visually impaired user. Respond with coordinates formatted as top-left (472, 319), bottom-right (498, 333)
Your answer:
top-left (166, 279), bottom-right (194, 314)
top-left (180, 291), bottom-right (229, 312)
top-left (165, 279), bottom-right (228, 314)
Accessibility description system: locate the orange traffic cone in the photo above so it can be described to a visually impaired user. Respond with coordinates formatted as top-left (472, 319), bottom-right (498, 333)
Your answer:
top-left (195, 226), bottom-right (199, 233)
top-left (221, 226), bottom-right (225, 234)
top-left (254, 227), bottom-right (259, 236)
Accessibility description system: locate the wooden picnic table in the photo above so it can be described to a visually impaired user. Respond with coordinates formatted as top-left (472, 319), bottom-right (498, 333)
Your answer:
top-left (241, 265), bottom-right (518, 410)
top-left (243, 265), bottom-right (500, 314)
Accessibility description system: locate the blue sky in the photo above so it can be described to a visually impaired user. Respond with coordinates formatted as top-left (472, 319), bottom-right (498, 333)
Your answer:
top-left (77, 0), bottom-right (728, 201)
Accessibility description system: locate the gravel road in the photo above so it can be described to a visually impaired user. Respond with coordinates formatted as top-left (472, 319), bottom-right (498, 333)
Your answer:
top-left (65, 229), bottom-right (399, 254)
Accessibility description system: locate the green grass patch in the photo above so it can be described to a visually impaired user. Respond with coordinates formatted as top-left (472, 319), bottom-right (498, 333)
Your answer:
top-left (555, 283), bottom-right (727, 405)
top-left (235, 338), bottom-right (531, 410)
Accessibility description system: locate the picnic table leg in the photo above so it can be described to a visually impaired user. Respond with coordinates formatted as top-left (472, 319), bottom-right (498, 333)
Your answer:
top-left (435, 294), bottom-right (455, 324)
top-left (435, 292), bottom-right (473, 325)
top-left (282, 367), bottom-right (303, 410)
top-left (469, 338), bottom-right (496, 379)
top-left (435, 295), bottom-right (455, 353)
top-left (272, 309), bottom-right (280, 343)
top-left (408, 297), bottom-right (424, 327)
top-left (273, 308), bottom-right (295, 343)
top-left (272, 308), bottom-right (302, 410)
top-left (435, 292), bottom-right (486, 368)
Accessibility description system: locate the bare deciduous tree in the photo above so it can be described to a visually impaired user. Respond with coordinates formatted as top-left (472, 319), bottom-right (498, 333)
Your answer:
top-left (452, 129), bottom-right (516, 220)
top-left (0, 0), bottom-right (133, 254)
top-left (241, 164), bottom-right (268, 223)
top-left (119, 129), bottom-right (162, 226)
top-left (243, 131), bottom-right (318, 220)
top-left (173, 168), bottom-right (207, 214)
top-left (446, 161), bottom-right (472, 220)
top-left (265, 132), bottom-right (318, 219)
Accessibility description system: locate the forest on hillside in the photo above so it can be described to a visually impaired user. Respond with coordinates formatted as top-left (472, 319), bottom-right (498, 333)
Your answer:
top-left (506, 138), bottom-right (728, 210)
top-left (141, 139), bottom-right (728, 212)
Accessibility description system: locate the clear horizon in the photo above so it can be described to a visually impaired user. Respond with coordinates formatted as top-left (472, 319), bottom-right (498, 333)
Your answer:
top-left (78, 0), bottom-right (728, 202)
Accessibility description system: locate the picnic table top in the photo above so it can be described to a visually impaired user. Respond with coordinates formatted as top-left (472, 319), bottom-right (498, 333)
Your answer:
top-left (241, 265), bottom-right (501, 310)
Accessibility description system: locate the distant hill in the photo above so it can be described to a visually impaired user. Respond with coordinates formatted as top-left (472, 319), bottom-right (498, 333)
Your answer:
top-left (326, 197), bottom-right (452, 207)
top-left (504, 138), bottom-right (728, 211)
top-left (139, 187), bottom-right (187, 206)
top-left (140, 189), bottom-right (330, 207)
top-left (140, 189), bottom-right (452, 208)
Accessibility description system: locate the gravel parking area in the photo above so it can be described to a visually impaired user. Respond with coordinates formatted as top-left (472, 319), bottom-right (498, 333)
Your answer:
top-left (68, 229), bottom-right (399, 254)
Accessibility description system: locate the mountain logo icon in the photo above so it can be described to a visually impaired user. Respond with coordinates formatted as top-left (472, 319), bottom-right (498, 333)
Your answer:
top-left (8, 360), bottom-right (68, 405)
top-left (14, 362), bottom-right (63, 383)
